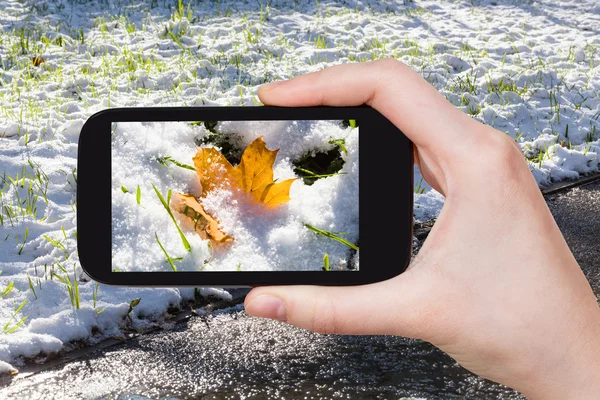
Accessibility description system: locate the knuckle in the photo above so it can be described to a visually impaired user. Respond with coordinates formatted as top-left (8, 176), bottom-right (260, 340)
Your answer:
top-left (373, 57), bottom-right (405, 70)
top-left (369, 58), bottom-right (409, 95)
top-left (474, 129), bottom-right (527, 174)
top-left (461, 129), bottom-right (537, 212)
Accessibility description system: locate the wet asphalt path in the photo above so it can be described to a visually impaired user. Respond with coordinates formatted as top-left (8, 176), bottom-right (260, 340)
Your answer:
top-left (545, 180), bottom-right (600, 296)
top-left (0, 181), bottom-right (597, 400)
top-left (0, 309), bottom-right (519, 400)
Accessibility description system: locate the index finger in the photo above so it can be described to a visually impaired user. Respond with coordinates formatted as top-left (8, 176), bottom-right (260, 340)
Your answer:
top-left (258, 58), bottom-right (482, 156)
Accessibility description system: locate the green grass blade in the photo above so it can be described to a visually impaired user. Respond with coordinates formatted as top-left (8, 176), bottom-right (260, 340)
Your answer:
top-left (304, 224), bottom-right (359, 251)
top-left (296, 168), bottom-right (347, 179)
top-left (1, 281), bottom-right (14, 297)
top-left (159, 156), bottom-right (195, 171)
top-left (43, 235), bottom-right (68, 259)
top-left (27, 274), bottom-right (37, 299)
top-left (8, 316), bottom-right (28, 333)
top-left (168, 30), bottom-right (186, 52)
top-left (73, 264), bottom-right (80, 309)
top-left (155, 232), bottom-right (177, 272)
top-left (151, 183), bottom-right (191, 252)
top-left (93, 282), bottom-right (98, 308)
top-left (18, 227), bottom-right (28, 255)
top-left (51, 272), bottom-right (67, 285)
top-left (14, 298), bottom-right (27, 314)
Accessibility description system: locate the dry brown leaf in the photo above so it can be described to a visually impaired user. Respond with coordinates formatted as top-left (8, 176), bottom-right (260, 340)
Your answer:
top-left (31, 57), bottom-right (45, 66)
top-left (169, 192), bottom-right (232, 246)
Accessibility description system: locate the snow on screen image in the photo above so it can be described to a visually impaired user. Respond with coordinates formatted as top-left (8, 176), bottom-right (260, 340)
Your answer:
top-left (111, 120), bottom-right (359, 272)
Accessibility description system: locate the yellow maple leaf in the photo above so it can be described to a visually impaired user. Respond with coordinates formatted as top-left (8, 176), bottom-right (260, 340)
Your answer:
top-left (192, 147), bottom-right (237, 195)
top-left (192, 136), bottom-right (295, 207)
top-left (234, 137), bottom-right (296, 206)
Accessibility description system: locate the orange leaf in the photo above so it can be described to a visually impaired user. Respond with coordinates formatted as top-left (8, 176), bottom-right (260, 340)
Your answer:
top-left (259, 179), bottom-right (296, 206)
top-left (192, 147), bottom-right (238, 196)
top-left (169, 192), bottom-right (233, 246)
top-left (233, 137), bottom-right (295, 207)
top-left (192, 137), bottom-right (295, 207)
top-left (236, 137), bottom-right (278, 195)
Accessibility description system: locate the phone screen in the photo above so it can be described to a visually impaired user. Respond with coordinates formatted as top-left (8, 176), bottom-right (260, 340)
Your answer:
top-left (111, 120), bottom-right (358, 273)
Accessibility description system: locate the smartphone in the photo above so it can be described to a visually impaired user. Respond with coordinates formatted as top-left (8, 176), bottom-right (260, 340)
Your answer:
top-left (77, 106), bottom-right (413, 286)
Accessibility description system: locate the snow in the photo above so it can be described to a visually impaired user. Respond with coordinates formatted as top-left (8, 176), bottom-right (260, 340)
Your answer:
top-left (111, 120), bottom-right (359, 272)
top-left (0, 0), bottom-right (599, 373)
top-left (0, 360), bottom-right (18, 375)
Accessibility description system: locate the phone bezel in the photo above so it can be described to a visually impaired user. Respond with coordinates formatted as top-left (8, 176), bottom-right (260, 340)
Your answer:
top-left (77, 106), bottom-right (413, 286)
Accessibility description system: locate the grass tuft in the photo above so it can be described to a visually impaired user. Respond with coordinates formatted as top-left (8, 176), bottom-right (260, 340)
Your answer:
top-left (51, 263), bottom-right (80, 309)
top-left (2, 299), bottom-right (28, 334)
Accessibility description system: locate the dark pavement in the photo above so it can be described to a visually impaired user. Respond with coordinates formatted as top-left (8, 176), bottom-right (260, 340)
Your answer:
top-left (0, 308), bottom-right (521, 400)
top-left (545, 180), bottom-right (600, 297)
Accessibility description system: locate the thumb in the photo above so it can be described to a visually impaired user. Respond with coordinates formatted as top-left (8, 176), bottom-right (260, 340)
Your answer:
top-left (244, 268), bottom-right (434, 338)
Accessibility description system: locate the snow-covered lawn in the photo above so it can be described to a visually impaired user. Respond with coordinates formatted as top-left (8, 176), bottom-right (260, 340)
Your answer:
top-left (0, 0), bottom-right (598, 375)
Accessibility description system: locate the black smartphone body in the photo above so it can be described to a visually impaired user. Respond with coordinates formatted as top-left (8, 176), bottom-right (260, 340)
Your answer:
top-left (77, 106), bottom-right (413, 286)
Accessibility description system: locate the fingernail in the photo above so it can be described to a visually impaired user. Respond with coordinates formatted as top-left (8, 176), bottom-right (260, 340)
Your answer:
top-left (260, 80), bottom-right (286, 91)
top-left (246, 295), bottom-right (287, 321)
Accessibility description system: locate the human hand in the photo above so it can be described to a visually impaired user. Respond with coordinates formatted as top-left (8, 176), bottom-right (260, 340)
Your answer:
top-left (243, 59), bottom-right (600, 398)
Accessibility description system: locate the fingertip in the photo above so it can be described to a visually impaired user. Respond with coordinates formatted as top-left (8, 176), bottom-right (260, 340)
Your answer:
top-left (256, 87), bottom-right (271, 105)
top-left (257, 80), bottom-right (288, 105)
top-left (244, 292), bottom-right (288, 322)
